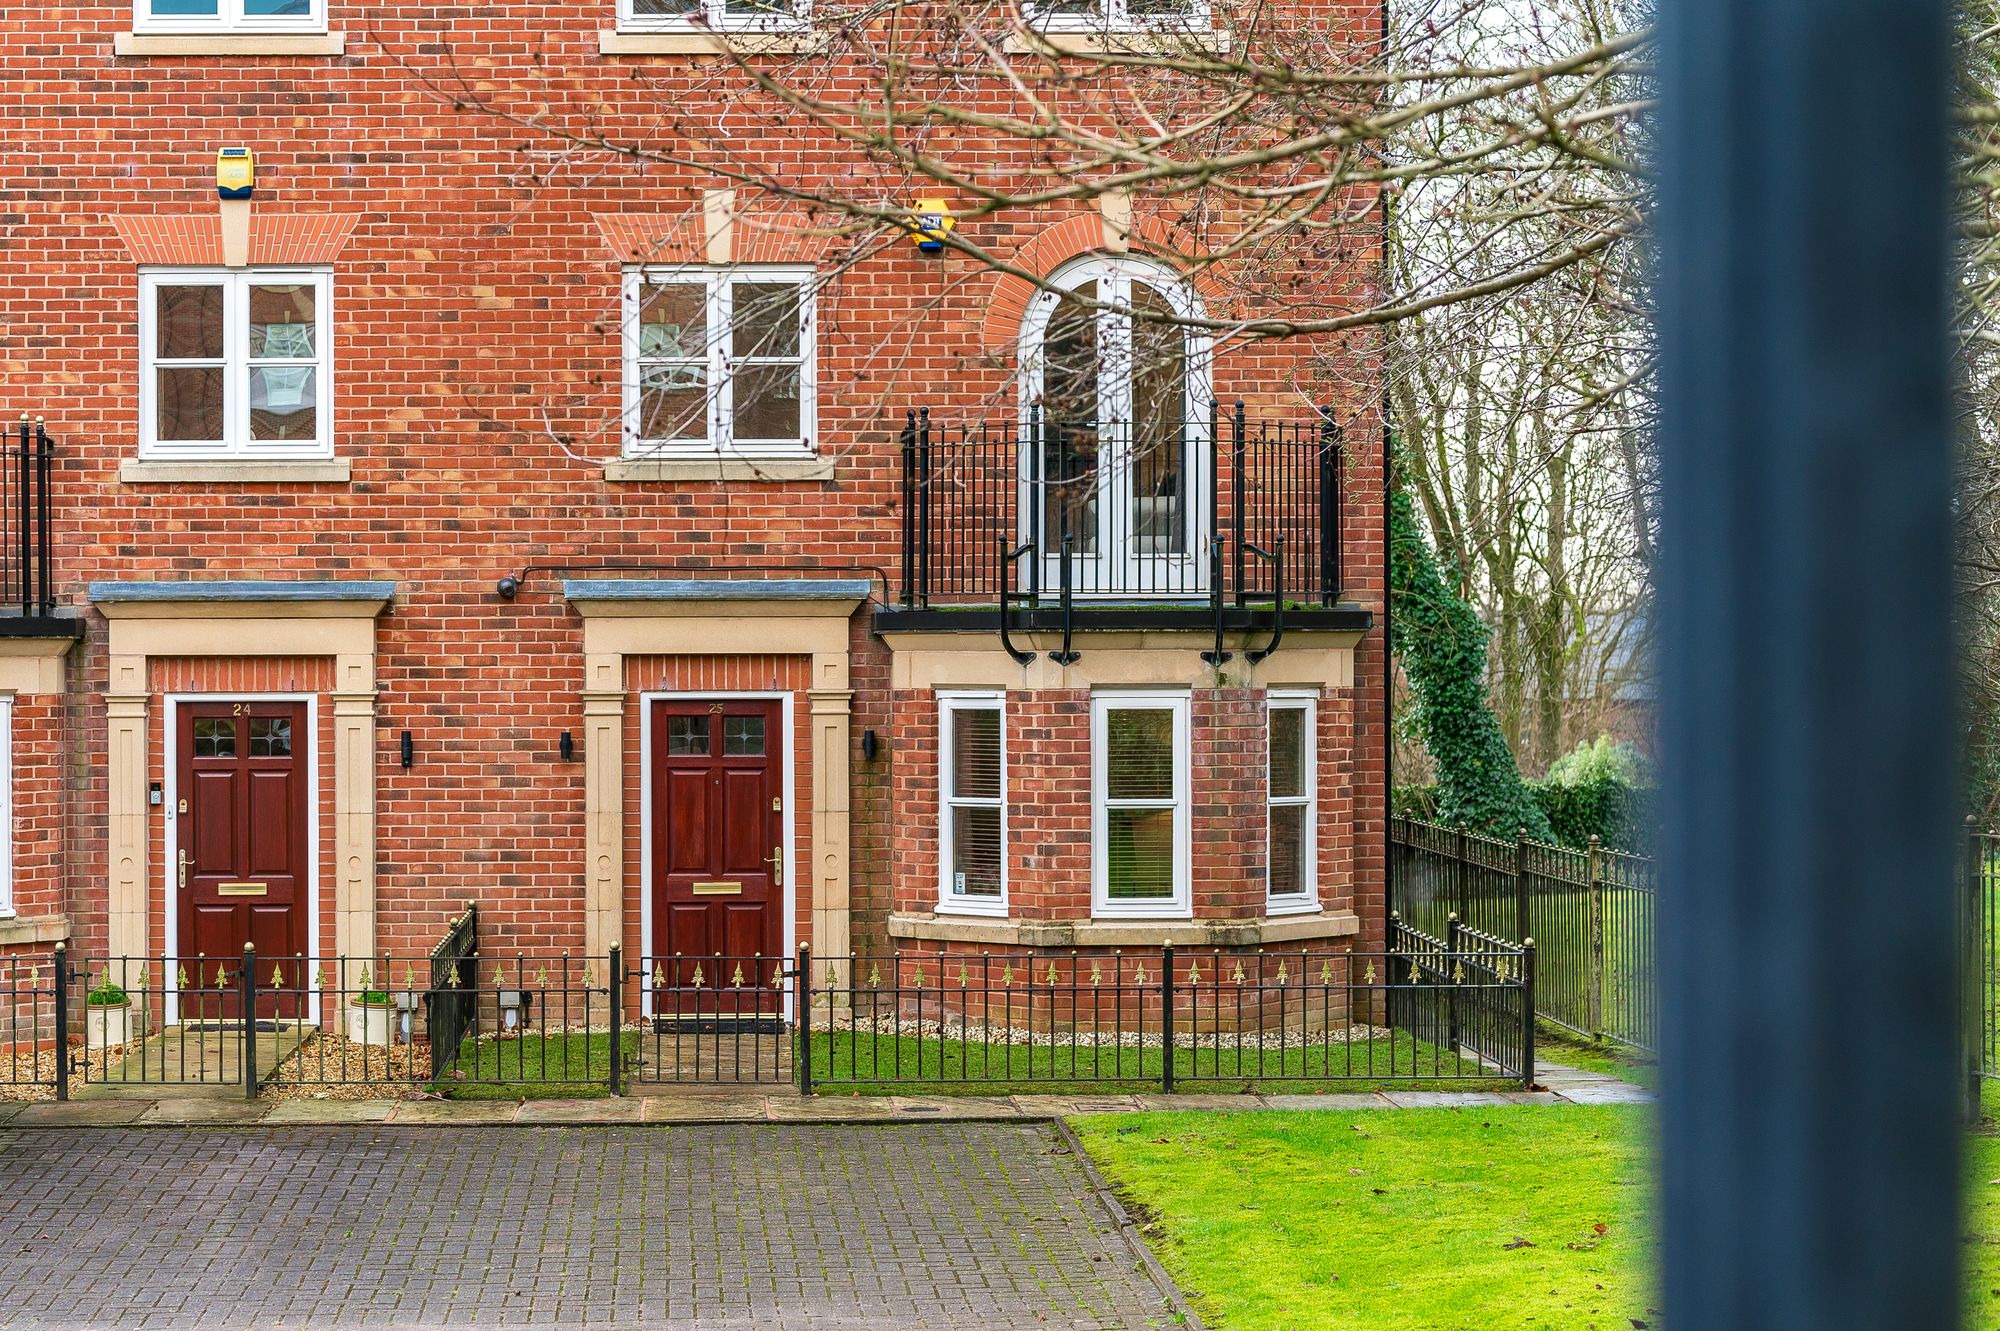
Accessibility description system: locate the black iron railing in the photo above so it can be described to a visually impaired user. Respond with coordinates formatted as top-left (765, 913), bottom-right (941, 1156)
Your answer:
top-left (0, 934), bottom-right (1534, 1097)
top-left (425, 902), bottom-right (479, 1081)
top-left (899, 402), bottom-right (1342, 611)
top-left (1391, 815), bottom-right (1657, 1053)
top-left (0, 419), bottom-right (54, 617)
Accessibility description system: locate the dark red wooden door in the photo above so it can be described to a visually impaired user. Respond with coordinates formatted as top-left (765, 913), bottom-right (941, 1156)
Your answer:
top-left (177, 701), bottom-right (309, 1020)
top-left (650, 698), bottom-right (784, 1012)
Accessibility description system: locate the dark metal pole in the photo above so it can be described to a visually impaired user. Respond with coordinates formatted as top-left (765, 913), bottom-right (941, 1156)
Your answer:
top-left (14, 421), bottom-right (27, 619)
top-left (1659, 0), bottom-right (1958, 1322)
top-left (796, 943), bottom-right (812, 1096)
top-left (1160, 941), bottom-right (1175, 1094)
top-left (607, 942), bottom-right (622, 1096)
top-left (1318, 406), bottom-right (1341, 605)
top-left (900, 411), bottom-right (917, 607)
top-left (51, 943), bottom-right (67, 1102)
top-left (241, 943), bottom-right (257, 1101)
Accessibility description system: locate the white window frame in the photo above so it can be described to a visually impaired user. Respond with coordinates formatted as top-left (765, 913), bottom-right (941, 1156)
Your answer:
top-left (138, 268), bottom-right (334, 461)
top-left (622, 266), bottom-right (817, 459)
top-left (0, 697), bottom-right (13, 919)
top-left (937, 690), bottom-right (1008, 917)
top-left (618, 0), bottom-right (809, 31)
top-left (1091, 690), bottom-right (1192, 919)
top-left (1265, 690), bottom-right (1319, 913)
top-left (1023, 0), bottom-right (1210, 33)
top-left (133, 0), bottom-right (328, 35)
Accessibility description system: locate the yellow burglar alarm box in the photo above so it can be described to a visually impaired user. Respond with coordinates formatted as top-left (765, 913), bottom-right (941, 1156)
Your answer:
top-left (908, 199), bottom-right (955, 253)
top-left (217, 148), bottom-right (255, 200)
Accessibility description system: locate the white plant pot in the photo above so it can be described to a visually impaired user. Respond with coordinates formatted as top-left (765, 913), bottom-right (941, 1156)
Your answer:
top-left (347, 1001), bottom-right (393, 1047)
top-left (87, 1003), bottom-right (131, 1050)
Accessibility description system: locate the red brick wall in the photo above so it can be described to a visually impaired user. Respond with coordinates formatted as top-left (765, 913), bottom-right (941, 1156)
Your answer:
top-left (0, 4), bottom-right (1386, 961)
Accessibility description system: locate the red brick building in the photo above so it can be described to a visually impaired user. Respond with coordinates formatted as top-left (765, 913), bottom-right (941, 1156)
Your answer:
top-left (0, 1), bottom-right (1385, 1028)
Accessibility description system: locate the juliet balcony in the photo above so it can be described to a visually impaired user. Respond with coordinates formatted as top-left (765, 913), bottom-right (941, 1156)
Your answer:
top-left (885, 402), bottom-right (1367, 658)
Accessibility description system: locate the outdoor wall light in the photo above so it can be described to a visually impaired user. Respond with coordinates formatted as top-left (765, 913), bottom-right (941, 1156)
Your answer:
top-left (400, 731), bottom-right (414, 769)
top-left (560, 730), bottom-right (575, 762)
top-left (497, 990), bottom-right (531, 1032)
top-left (496, 574), bottom-right (521, 600)
top-left (860, 729), bottom-right (880, 761)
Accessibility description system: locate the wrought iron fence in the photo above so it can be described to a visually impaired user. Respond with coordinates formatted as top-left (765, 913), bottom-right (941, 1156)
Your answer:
top-left (1968, 825), bottom-right (2000, 1097)
top-left (0, 930), bottom-right (1536, 1097)
top-left (900, 401), bottom-right (1342, 609)
top-left (1391, 815), bottom-right (1657, 1053)
top-left (797, 930), bottom-right (1534, 1092)
top-left (0, 419), bottom-right (55, 617)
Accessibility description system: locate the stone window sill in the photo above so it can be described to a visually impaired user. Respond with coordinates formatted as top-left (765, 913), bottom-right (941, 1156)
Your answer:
top-left (0, 914), bottom-right (68, 948)
top-left (605, 456), bottom-right (834, 483)
top-left (598, 29), bottom-right (826, 56)
top-left (120, 458), bottom-right (352, 485)
top-left (886, 908), bottom-right (1360, 949)
top-left (1001, 28), bottom-right (1230, 56)
top-left (115, 32), bottom-right (347, 57)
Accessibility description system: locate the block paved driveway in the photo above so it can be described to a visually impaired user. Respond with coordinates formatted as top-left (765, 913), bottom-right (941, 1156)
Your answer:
top-left (0, 1122), bottom-right (1184, 1330)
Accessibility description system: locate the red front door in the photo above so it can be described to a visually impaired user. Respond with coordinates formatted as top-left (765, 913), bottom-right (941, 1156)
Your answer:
top-left (651, 698), bottom-right (785, 1012)
top-left (176, 700), bottom-right (310, 1019)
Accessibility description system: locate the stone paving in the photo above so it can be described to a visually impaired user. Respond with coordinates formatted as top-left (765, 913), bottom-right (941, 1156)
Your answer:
top-left (0, 1121), bottom-right (1186, 1330)
top-left (0, 1054), bottom-right (1652, 1127)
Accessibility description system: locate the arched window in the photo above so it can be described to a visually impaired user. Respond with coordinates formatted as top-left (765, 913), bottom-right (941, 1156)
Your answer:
top-left (1019, 256), bottom-right (1212, 595)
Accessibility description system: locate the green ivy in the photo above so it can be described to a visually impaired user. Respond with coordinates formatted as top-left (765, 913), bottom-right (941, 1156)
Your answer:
top-left (1389, 460), bottom-right (1554, 841)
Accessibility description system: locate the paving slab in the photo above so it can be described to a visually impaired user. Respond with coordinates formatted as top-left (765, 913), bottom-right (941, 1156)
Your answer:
top-left (0, 1121), bottom-right (1184, 1329)
top-left (764, 1092), bottom-right (903, 1120)
top-left (262, 1098), bottom-right (396, 1123)
top-left (1377, 1090), bottom-right (1516, 1109)
top-left (514, 1096), bottom-right (646, 1124)
top-left (1496, 1090), bottom-right (1567, 1105)
top-left (1016, 1094), bottom-right (1147, 1115)
top-left (889, 1094), bottom-right (1023, 1119)
top-left (136, 1097), bottom-right (272, 1125)
top-left (0, 1103), bottom-right (28, 1125)
top-left (1259, 1092), bottom-right (1392, 1111)
top-left (643, 1090), bottom-right (772, 1121)
top-left (8, 1099), bottom-right (150, 1126)
top-left (1131, 1093), bottom-right (1269, 1112)
top-left (385, 1098), bottom-right (522, 1123)
top-left (1554, 1083), bottom-right (1656, 1105)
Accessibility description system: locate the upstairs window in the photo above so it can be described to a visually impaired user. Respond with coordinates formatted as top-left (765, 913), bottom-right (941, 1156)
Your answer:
top-left (1024, 0), bottom-right (1205, 31)
top-left (938, 692), bottom-right (1006, 916)
top-left (134, 0), bottom-right (327, 33)
top-left (623, 267), bottom-right (816, 458)
top-left (139, 269), bottom-right (333, 460)
top-left (619, 0), bottom-right (808, 34)
top-left (1266, 692), bottom-right (1317, 910)
top-left (1092, 692), bottom-right (1191, 917)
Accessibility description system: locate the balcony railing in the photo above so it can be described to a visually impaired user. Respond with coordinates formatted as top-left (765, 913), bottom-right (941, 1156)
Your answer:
top-left (1, 420), bottom-right (55, 618)
top-left (899, 402), bottom-right (1343, 615)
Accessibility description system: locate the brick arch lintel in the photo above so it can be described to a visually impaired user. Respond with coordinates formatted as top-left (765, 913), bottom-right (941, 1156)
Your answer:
top-left (978, 212), bottom-right (1220, 354)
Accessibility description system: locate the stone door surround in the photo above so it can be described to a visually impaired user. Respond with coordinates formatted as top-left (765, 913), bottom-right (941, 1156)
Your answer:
top-left (564, 578), bottom-right (867, 968)
top-left (88, 580), bottom-right (395, 963)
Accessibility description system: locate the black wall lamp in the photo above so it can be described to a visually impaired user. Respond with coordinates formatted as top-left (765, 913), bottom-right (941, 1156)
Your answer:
top-left (860, 729), bottom-right (880, 761)
top-left (560, 731), bottom-right (575, 762)
top-left (400, 731), bottom-right (414, 769)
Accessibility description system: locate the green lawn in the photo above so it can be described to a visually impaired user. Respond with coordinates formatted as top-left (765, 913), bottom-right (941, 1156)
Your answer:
top-left (437, 1031), bottom-right (636, 1099)
top-left (1073, 1105), bottom-right (1655, 1331)
top-left (811, 1028), bottom-right (1516, 1096)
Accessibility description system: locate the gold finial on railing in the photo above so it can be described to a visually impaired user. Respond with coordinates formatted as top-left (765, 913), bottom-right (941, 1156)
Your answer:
top-left (867, 962), bottom-right (882, 990)
top-left (312, 964), bottom-right (327, 990)
top-left (1044, 962), bottom-right (1060, 987)
top-left (956, 962), bottom-right (971, 989)
top-left (653, 962), bottom-right (667, 988)
top-left (269, 964), bottom-right (284, 989)
top-left (1407, 959), bottom-right (1423, 985)
top-left (1230, 961), bottom-right (1247, 986)
top-left (689, 962), bottom-right (704, 988)
top-left (1132, 960), bottom-right (1148, 987)
top-left (1451, 960), bottom-right (1466, 985)
top-left (1089, 961), bottom-right (1103, 988)
top-left (1275, 960), bottom-right (1289, 987)
top-left (731, 962), bottom-right (746, 988)
top-left (1185, 959), bottom-right (1202, 986)
top-left (999, 961), bottom-right (1014, 988)
top-left (535, 964), bottom-right (549, 987)
top-left (213, 961), bottom-right (228, 987)
top-left (179, 964), bottom-right (191, 990)
top-left (911, 962), bottom-right (926, 990)
top-left (1363, 960), bottom-right (1376, 986)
